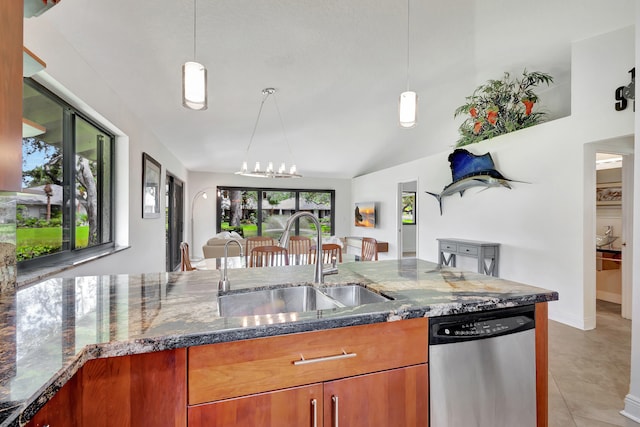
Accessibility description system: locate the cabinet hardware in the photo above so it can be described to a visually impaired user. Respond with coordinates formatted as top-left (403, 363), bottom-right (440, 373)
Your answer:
top-left (293, 350), bottom-right (357, 366)
top-left (311, 398), bottom-right (317, 427)
top-left (332, 395), bottom-right (339, 427)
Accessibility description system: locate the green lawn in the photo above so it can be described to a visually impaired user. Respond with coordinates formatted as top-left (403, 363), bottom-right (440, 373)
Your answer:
top-left (17, 226), bottom-right (89, 247)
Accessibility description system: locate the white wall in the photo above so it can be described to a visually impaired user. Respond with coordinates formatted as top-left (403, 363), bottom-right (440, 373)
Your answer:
top-left (24, 17), bottom-right (189, 276)
top-left (188, 172), bottom-right (352, 259)
top-left (351, 26), bottom-right (635, 329)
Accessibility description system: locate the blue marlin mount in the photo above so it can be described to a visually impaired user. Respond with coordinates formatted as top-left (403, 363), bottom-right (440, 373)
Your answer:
top-left (426, 149), bottom-right (522, 215)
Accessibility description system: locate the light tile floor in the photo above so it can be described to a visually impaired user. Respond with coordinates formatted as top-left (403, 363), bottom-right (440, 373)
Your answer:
top-left (549, 300), bottom-right (638, 427)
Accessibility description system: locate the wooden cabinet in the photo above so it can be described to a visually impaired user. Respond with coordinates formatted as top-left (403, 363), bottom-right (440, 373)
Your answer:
top-left (188, 319), bottom-right (429, 427)
top-left (324, 364), bottom-right (428, 427)
top-left (26, 349), bottom-right (187, 427)
top-left (188, 384), bottom-right (324, 427)
top-left (189, 364), bottom-right (428, 427)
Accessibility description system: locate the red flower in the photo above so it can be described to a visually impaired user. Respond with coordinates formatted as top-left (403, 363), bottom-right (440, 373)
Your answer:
top-left (473, 121), bottom-right (482, 134)
top-left (523, 99), bottom-right (535, 115)
top-left (469, 107), bottom-right (478, 118)
top-left (487, 110), bottom-right (498, 125)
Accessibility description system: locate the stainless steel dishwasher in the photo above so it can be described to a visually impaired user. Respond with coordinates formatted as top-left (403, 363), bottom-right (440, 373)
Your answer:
top-left (429, 305), bottom-right (536, 427)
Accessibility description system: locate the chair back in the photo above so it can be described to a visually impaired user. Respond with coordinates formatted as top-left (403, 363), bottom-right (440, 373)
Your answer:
top-left (249, 245), bottom-right (290, 267)
top-left (180, 242), bottom-right (196, 271)
top-left (288, 235), bottom-right (312, 265)
top-left (245, 236), bottom-right (276, 262)
top-left (318, 243), bottom-right (342, 264)
top-left (361, 237), bottom-right (378, 261)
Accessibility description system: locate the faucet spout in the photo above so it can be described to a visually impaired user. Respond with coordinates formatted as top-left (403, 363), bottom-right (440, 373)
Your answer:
top-left (218, 238), bottom-right (244, 292)
top-left (280, 212), bottom-right (330, 284)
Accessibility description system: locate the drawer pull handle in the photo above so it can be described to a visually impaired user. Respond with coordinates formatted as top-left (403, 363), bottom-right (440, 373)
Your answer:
top-left (311, 398), bottom-right (318, 427)
top-left (332, 395), bottom-right (339, 427)
top-left (293, 349), bottom-right (356, 366)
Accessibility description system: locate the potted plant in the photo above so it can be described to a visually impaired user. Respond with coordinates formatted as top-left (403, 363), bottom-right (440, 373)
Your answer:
top-left (454, 70), bottom-right (553, 146)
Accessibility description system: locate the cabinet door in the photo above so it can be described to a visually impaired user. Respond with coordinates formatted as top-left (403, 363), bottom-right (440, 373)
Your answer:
top-left (25, 375), bottom-right (81, 427)
top-left (323, 364), bottom-right (428, 427)
top-left (188, 383), bottom-right (323, 427)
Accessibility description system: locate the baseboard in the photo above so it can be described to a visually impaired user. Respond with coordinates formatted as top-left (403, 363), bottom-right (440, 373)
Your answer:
top-left (621, 394), bottom-right (640, 424)
top-left (596, 291), bottom-right (622, 304)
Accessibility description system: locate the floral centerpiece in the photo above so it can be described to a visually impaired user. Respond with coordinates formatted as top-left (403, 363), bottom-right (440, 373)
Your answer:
top-left (454, 70), bottom-right (553, 146)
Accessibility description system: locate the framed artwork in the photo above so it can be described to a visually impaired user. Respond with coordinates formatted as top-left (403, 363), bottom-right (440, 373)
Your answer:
top-left (355, 202), bottom-right (376, 228)
top-left (596, 182), bottom-right (622, 206)
top-left (142, 152), bottom-right (161, 218)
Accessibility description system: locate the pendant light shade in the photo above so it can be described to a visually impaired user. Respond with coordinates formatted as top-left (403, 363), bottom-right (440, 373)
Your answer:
top-left (182, 61), bottom-right (208, 110)
top-left (399, 91), bottom-right (417, 128)
top-left (398, 0), bottom-right (417, 128)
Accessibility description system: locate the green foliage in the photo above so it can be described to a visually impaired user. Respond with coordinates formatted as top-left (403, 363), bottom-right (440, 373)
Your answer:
top-left (16, 244), bottom-right (61, 261)
top-left (454, 70), bottom-right (553, 147)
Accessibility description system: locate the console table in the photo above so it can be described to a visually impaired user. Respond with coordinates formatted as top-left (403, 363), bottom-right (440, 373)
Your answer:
top-left (437, 238), bottom-right (500, 277)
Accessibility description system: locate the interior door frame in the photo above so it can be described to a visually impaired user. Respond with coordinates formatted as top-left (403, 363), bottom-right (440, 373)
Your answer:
top-left (585, 138), bottom-right (634, 327)
top-left (397, 179), bottom-right (419, 259)
top-left (165, 172), bottom-right (184, 272)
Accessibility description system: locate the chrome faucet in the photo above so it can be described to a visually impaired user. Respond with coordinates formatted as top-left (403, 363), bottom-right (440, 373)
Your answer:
top-left (279, 211), bottom-right (337, 284)
top-left (605, 225), bottom-right (613, 236)
top-left (218, 239), bottom-right (244, 292)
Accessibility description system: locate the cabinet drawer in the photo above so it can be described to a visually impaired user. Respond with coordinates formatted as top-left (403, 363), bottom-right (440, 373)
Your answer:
top-left (458, 245), bottom-right (478, 256)
top-left (440, 242), bottom-right (457, 252)
top-left (188, 318), bottom-right (428, 405)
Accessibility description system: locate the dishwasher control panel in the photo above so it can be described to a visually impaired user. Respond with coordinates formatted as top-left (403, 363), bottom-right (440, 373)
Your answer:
top-left (429, 305), bottom-right (535, 344)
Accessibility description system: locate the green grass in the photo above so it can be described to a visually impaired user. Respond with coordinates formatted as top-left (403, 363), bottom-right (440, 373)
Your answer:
top-left (17, 226), bottom-right (89, 248)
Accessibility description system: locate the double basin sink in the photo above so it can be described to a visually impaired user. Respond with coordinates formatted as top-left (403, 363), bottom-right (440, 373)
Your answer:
top-left (218, 284), bottom-right (392, 317)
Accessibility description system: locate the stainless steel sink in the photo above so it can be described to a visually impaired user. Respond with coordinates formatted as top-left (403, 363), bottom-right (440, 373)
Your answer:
top-left (218, 286), bottom-right (340, 317)
top-left (218, 284), bottom-right (392, 317)
top-left (321, 285), bottom-right (390, 306)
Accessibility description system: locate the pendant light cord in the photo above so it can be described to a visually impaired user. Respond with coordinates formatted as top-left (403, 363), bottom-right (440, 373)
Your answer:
top-left (244, 91), bottom-right (270, 157)
top-left (406, 0), bottom-right (411, 91)
top-left (193, 0), bottom-right (197, 60)
top-left (272, 93), bottom-right (295, 165)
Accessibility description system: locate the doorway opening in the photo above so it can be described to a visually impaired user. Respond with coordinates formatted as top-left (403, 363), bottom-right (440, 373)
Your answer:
top-left (585, 137), bottom-right (633, 328)
top-left (397, 180), bottom-right (418, 258)
top-left (165, 173), bottom-right (184, 272)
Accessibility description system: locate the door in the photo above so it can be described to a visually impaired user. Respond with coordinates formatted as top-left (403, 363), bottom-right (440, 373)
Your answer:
top-left (323, 365), bottom-right (429, 427)
top-left (166, 173), bottom-right (184, 271)
top-left (188, 383), bottom-right (323, 427)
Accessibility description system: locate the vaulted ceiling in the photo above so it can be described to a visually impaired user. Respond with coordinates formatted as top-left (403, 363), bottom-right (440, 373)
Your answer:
top-left (31, 0), bottom-right (635, 178)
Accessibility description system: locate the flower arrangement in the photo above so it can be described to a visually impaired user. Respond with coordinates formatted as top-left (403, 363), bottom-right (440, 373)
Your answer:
top-left (454, 70), bottom-right (553, 147)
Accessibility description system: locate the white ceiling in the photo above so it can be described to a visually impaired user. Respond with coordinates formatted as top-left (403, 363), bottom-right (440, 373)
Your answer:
top-left (36, 0), bottom-right (635, 179)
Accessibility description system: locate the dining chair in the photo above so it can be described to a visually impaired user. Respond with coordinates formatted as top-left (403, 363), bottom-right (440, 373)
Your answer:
top-left (249, 246), bottom-right (290, 267)
top-left (245, 236), bottom-right (276, 263)
top-left (287, 235), bottom-right (312, 265)
top-left (317, 243), bottom-right (342, 264)
top-left (361, 237), bottom-right (379, 261)
top-left (180, 242), bottom-right (196, 271)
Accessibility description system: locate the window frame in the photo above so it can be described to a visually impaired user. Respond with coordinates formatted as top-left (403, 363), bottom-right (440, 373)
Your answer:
top-left (402, 191), bottom-right (417, 225)
top-left (18, 78), bottom-right (115, 269)
top-left (216, 186), bottom-right (336, 237)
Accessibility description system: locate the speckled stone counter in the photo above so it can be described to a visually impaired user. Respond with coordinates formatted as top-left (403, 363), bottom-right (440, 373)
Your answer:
top-left (0, 259), bottom-right (558, 426)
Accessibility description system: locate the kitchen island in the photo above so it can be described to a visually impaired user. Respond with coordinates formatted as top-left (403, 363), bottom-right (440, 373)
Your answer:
top-left (0, 259), bottom-right (557, 426)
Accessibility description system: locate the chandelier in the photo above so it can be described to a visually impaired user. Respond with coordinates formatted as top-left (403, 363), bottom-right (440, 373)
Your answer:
top-left (235, 88), bottom-right (301, 178)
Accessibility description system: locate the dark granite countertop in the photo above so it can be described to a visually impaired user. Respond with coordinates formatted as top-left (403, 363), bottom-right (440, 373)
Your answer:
top-left (0, 258), bottom-right (558, 426)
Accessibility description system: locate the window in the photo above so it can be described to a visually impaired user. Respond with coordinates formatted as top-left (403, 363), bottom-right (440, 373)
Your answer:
top-left (402, 191), bottom-right (416, 224)
top-left (18, 78), bottom-right (114, 265)
top-left (217, 187), bottom-right (335, 238)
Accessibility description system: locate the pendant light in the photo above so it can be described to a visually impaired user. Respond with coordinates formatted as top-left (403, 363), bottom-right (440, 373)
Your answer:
top-left (399, 0), bottom-right (417, 128)
top-left (182, 0), bottom-right (207, 110)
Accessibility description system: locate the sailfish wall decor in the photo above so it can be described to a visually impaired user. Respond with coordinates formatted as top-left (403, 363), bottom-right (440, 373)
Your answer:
top-left (426, 149), bottom-right (521, 215)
